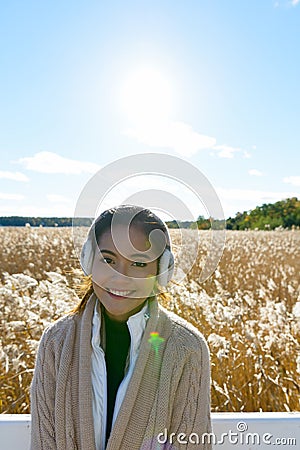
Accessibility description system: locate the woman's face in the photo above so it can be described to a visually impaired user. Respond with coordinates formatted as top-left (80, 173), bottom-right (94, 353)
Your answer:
top-left (92, 224), bottom-right (159, 322)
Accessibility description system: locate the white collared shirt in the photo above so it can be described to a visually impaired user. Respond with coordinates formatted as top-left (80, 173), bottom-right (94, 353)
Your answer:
top-left (91, 300), bottom-right (150, 450)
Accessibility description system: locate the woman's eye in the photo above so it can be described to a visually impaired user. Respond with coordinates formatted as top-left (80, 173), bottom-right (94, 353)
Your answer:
top-left (100, 256), bottom-right (113, 264)
top-left (132, 261), bottom-right (147, 267)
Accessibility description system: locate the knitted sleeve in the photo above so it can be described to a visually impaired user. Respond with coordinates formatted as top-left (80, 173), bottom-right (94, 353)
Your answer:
top-left (30, 328), bottom-right (57, 450)
top-left (168, 336), bottom-right (212, 450)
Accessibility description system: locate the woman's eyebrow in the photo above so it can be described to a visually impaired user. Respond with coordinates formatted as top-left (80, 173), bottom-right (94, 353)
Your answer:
top-left (129, 253), bottom-right (152, 261)
top-left (99, 249), bottom-right (152, 261)
top-left (99, 249), bottom-right (116, 256)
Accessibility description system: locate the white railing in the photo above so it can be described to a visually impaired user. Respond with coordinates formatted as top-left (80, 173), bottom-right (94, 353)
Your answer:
top-left (0, 412), bottom-right (299, 449)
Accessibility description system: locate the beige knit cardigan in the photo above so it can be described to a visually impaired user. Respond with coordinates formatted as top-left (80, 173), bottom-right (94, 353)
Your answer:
top-left (30, 295), bottom-right (212, 450)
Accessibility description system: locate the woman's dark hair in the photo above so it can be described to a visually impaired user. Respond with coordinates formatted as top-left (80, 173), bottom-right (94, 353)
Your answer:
top-left (93, 204), bottom-right (171, 247)
top-left (72, 205), bottom-right (171, 313)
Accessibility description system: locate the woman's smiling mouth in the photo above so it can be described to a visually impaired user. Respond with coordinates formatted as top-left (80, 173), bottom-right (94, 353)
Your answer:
top-left (106, 288), bottom-right (135, 299)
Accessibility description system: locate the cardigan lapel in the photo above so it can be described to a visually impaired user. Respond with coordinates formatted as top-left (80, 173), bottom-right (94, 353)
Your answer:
top-left (78, 294), bottom-right (98, 450)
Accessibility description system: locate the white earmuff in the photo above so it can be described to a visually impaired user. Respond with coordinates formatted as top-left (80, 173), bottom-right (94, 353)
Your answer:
top-left (80, 224), bottom-right (98, 276)
top-left (157, 248), bottom-right (174, 287)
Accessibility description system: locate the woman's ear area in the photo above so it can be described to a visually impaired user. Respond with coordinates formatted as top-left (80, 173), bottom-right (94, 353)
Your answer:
top-left (80, 234), bottom-right (94, 276)
top-left (157, 248), bottom-right (174, 287)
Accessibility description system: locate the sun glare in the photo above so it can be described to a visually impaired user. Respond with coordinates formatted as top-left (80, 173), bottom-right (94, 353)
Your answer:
top-left (120, 67), bottom-right (172, 122)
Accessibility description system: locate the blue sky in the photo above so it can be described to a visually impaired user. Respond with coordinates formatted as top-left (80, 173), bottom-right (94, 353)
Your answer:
top-left (1, 0), bottom-right (299, 220)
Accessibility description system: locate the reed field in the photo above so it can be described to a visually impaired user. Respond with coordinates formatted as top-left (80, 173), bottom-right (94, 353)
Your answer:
top-left (0, 226), bottom-right (299, 414)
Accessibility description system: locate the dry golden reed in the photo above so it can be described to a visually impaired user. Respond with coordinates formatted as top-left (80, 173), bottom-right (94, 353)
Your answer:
top-left (0, 227), bottom-right (299, 413)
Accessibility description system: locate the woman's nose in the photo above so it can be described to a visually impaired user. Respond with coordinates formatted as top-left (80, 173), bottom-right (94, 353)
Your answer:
top-left (111, 260), bottom-right (133, 280)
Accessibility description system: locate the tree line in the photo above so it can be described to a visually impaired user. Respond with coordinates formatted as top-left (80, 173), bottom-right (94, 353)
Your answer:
top-left (0, 217), bottom-right (91, 227)
top-left (0, 197), bottom-right (299, 230)
top-left (163, 197), bottom-right (300, 230)
top-left (225, 197), bottom-right (300, 230)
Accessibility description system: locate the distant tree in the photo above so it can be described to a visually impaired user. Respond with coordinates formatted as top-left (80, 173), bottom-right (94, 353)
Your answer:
top-left (225, 197), bottom-right (300, 230)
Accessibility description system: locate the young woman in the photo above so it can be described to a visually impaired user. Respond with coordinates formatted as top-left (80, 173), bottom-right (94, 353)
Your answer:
top-left (30, 205), bottom-right (212, 450)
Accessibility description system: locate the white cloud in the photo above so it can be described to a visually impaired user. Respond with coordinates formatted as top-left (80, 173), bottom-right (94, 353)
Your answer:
top-left (0, 171), bottom-right (29, 182)
top-left (283, 176), bottom-right (300, 187)
top-left (96, 173), bottom-right (206, 221)
top-left (248, 169), bottom-right (263, 176)
top-left (275, 0), bottom-right (299, 7)
top-left (15, 151), bottom-right (101, 175)
top-left (0, 192), bottom-right (25, 200)
top-left (243, 151), bottom-right (252, 159)
top-left (46, 194), bottom-right (70, 203)
top-left (124, 119), bottom-right (249, 161)
top-left (124, 120), bottom-right (216, 157)
top-left (212, 144), bottom-right (241, 159)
